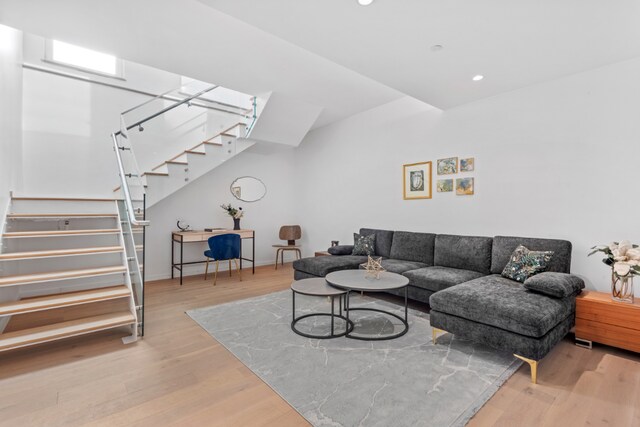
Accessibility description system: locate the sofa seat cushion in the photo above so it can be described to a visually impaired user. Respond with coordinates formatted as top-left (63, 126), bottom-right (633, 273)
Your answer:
top-left (378, 259), bottom-right (429, 274)
top-left (403, 266), bottom-right (485, 293)
top-left (293, 255), bottom-right (367, 277)
top-left (429, 275), bottom-right (575, 338)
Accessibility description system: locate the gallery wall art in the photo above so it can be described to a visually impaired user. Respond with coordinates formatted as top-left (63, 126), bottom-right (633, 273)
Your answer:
top-left (437, 179), bottom-right (453, 193)
top-left (437, 157), bottom-right (458, 175)
top-left (460, 158), bottom-right (475, 172)
top-left (456, 177), bottom-right (474, 195)
top-left (403, 161), bottom-right (432, 199)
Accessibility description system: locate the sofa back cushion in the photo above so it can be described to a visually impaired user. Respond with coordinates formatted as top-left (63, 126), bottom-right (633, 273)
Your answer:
top-left (359, 228), bottom-right (394, 258)
top-left (389, 231), bottom-right (436, 264)
top-left (491, 236), bottom-right (572, 274)
top-left (434, 234), bottom-right (493, 274)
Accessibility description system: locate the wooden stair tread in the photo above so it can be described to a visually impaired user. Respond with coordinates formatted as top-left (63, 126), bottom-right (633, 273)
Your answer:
top-left (0, 311), bottom-right (136, 352)
top-left (185, 150), bottom-right (206, 155)
top-left (202, 141), bottom-right (223, 146)
top-left (142, 172), bottom-right (169, 177)
top-left (0, 246), bottom-right (124, 261)
top-left (166, 160), bottom-right (188, 165)
top-left (2, 229), bottom-right (121, 238)
top-left (0, 266), bottom-right (127, 287)
top-left (7, 213), bottom-right (117, 219)
top-left (0, 286), bottom-right (130, 316)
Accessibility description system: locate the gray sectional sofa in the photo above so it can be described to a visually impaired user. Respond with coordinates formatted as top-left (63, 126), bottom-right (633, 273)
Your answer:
top-left (293, 228), bottom-right (583, 383)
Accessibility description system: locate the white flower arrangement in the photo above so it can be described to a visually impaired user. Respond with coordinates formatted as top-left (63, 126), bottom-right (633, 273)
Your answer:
top-left (589, 240), bottom-right (640, 277)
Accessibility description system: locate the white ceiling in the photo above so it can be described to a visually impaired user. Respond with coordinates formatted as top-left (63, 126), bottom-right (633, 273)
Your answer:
top-left (200, 0), bottom-right (640, 109)
top-left (0, 0), bottom-right (403, 128)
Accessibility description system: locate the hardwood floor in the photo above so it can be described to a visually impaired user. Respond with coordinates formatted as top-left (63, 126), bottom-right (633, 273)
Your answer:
top-left (0, 264), bottom-right (639, 426)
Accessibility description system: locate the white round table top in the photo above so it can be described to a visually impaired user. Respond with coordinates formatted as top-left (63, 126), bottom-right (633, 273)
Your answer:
top-left (325, 270), bottom-right (409, 292)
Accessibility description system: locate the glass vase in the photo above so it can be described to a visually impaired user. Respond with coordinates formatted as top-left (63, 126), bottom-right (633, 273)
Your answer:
top-left (611, 272), bottom-right (634, 304)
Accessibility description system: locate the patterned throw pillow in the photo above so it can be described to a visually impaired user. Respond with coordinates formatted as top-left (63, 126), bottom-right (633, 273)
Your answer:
top-left (501, 245), bottom-right (554, 283)
top-left (352, 233), bottom-right (376, 256)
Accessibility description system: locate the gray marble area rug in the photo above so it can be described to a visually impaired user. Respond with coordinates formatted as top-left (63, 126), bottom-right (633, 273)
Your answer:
top-left (187, 290), bottom-right (521, 427)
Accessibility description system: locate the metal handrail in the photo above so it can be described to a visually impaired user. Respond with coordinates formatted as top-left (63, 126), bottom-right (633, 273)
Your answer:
top-left (111, 133), bottom-right (149, 227)
top-left (115, 85), bottom-right (218, 136)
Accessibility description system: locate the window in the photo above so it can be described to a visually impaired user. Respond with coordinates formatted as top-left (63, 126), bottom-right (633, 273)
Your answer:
top-left (45, 40), bottom-right (124, 79)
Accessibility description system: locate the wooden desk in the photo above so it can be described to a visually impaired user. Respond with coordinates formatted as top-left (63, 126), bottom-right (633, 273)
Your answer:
top-left (171, 229), bottom-right (255, 285)
top-left (575, 290), bottom-right (640, 353)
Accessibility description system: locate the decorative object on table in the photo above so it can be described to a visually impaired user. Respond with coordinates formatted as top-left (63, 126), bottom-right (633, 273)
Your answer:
top-left (352, 233), bottom-right (376, 256)
top-left (436, 179), bottom-right (453, 193)
top-left (501, 245), bottom-right (554, 283)
top-left (176, 220), bottom-right (191, 232)
top-left (273, 225), bottom-right (302, 270)
top-left (589, 240), bottom-right (640, 303)
top-left (403, 161), bottom-right (432, 200)
top-left (437, 157), bottom-right (458, 175)
top-left (360, 255), bottom-right (386, 279)
top-left (203, 233), bottom-right (242, 286)
top-left (456, 177), bottom-right (474, 195)
top-left (230, 176), bottom-right (266, 202)
top-left (331, 240), bottom-right (339, 247)
top-left (220, 203), bottom-right (243, 230)
top-left (204, 227), bottom-right (225, 232)
top-left (460, 157), bottom-right (475, 172)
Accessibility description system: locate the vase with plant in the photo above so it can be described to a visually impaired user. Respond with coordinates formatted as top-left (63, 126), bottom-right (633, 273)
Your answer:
top-left (589, 240), bottom-right (640, 303)
top-left (221, 203), bottom-right (244, 230)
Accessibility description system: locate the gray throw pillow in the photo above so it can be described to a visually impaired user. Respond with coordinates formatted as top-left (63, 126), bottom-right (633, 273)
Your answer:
top-left (352, 233), bottom-right (376, 256)
top-left (524, 272), bottom-right (585, 298)
top-left (328, 245), bottom-right (354, 256)
top-left (501, 245), bottom-right (554, 283)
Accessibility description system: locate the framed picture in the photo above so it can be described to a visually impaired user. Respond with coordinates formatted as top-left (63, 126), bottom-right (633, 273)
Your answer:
top-left (437, 157), bottom-right (458, 175)
top-left (436, 179), bottom-right (453, 193)
top-left (456, 177), bottom-right (474, 195)
top-left (460, 157), bottom-right (475, 172)
top-left (231, 186), bottom-right (242, 198)
top-left (403, 161), bottom-right (432, 200)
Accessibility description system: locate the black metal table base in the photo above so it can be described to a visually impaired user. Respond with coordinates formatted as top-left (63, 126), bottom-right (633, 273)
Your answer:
top-left (344, 287), bottom-right (409, 341)
top-left (291, 292), bottom-right (354, 339)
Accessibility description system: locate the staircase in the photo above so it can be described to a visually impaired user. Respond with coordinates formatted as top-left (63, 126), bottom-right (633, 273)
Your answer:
top-left (0, 196), bottom-right (144, 352)
top-left (115, 121), bottom-right (255, 207)
top-left (113, 80), bottom-right (259, 208)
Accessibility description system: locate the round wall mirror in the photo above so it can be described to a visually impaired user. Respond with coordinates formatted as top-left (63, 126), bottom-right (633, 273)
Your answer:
top-left (230, 176), bottom-right (267, 202)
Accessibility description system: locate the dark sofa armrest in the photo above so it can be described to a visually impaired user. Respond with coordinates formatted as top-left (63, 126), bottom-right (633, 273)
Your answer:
top-left (524, 272), bottom-right (585, 298)
top-left (328, 245), bottom-right (354, 256)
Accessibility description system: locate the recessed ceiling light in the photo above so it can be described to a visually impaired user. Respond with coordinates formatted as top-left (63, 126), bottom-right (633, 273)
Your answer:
top-left (430, 44), bottom-right (443, 52)
top-left (472, 75), bottom-right (484, 81)
top-left (358, 0), bottom-right (373, 5)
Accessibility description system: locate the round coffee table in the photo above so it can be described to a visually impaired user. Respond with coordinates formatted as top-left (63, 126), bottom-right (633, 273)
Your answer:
top-left (325, 270), bottom-right (409, 340)
top-left (291, 278), bottom-right (354, 339)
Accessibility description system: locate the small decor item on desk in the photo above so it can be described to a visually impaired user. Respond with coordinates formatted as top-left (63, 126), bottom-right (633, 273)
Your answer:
top-left (589, 240), bottom-right (640, 303)
top-left (331, 240), bottom-right (339, 247)
top-left (361, 255), bottom-right (386, 280)
top-left (176, 220), bottom-right (191, 232)
top-left (220, 203), bottom-right (244, 230)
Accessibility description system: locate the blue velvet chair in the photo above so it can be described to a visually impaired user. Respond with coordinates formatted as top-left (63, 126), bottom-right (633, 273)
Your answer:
top-left (204, 233), bottom-right (242, 285)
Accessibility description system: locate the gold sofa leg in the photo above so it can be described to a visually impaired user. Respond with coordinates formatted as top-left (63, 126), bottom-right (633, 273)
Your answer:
top-left (431, 327), bottom-right (446, 344)
top-left (514, 354), bottom-right (538, 384)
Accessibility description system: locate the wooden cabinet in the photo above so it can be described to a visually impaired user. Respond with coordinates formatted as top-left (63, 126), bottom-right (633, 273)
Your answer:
top-left (575, 290), bottom-right (640, 353)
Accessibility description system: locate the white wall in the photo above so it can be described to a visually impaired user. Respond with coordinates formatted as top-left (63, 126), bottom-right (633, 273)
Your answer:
top-left (0, 24), bottom-right (23, 329)
top-left (294, 58), bottom-right (640, 293)
top-left (0, 24), bottom-right (23, 223)
top-left (144, 145), bottom-right (297, 281)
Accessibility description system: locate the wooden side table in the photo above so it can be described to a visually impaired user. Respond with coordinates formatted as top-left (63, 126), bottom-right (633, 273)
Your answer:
top-left (575, 290), bottom-right (640, 352)
top-left (315, 251), bottom-right (331, 257)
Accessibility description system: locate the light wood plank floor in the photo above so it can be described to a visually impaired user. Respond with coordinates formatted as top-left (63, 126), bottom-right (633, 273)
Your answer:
top-left (0, 264), bottom-right (638, 426)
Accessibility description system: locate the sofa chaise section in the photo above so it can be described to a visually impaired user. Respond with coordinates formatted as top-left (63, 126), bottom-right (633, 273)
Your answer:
top-left (429, 236), bottom-right (577, 383)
